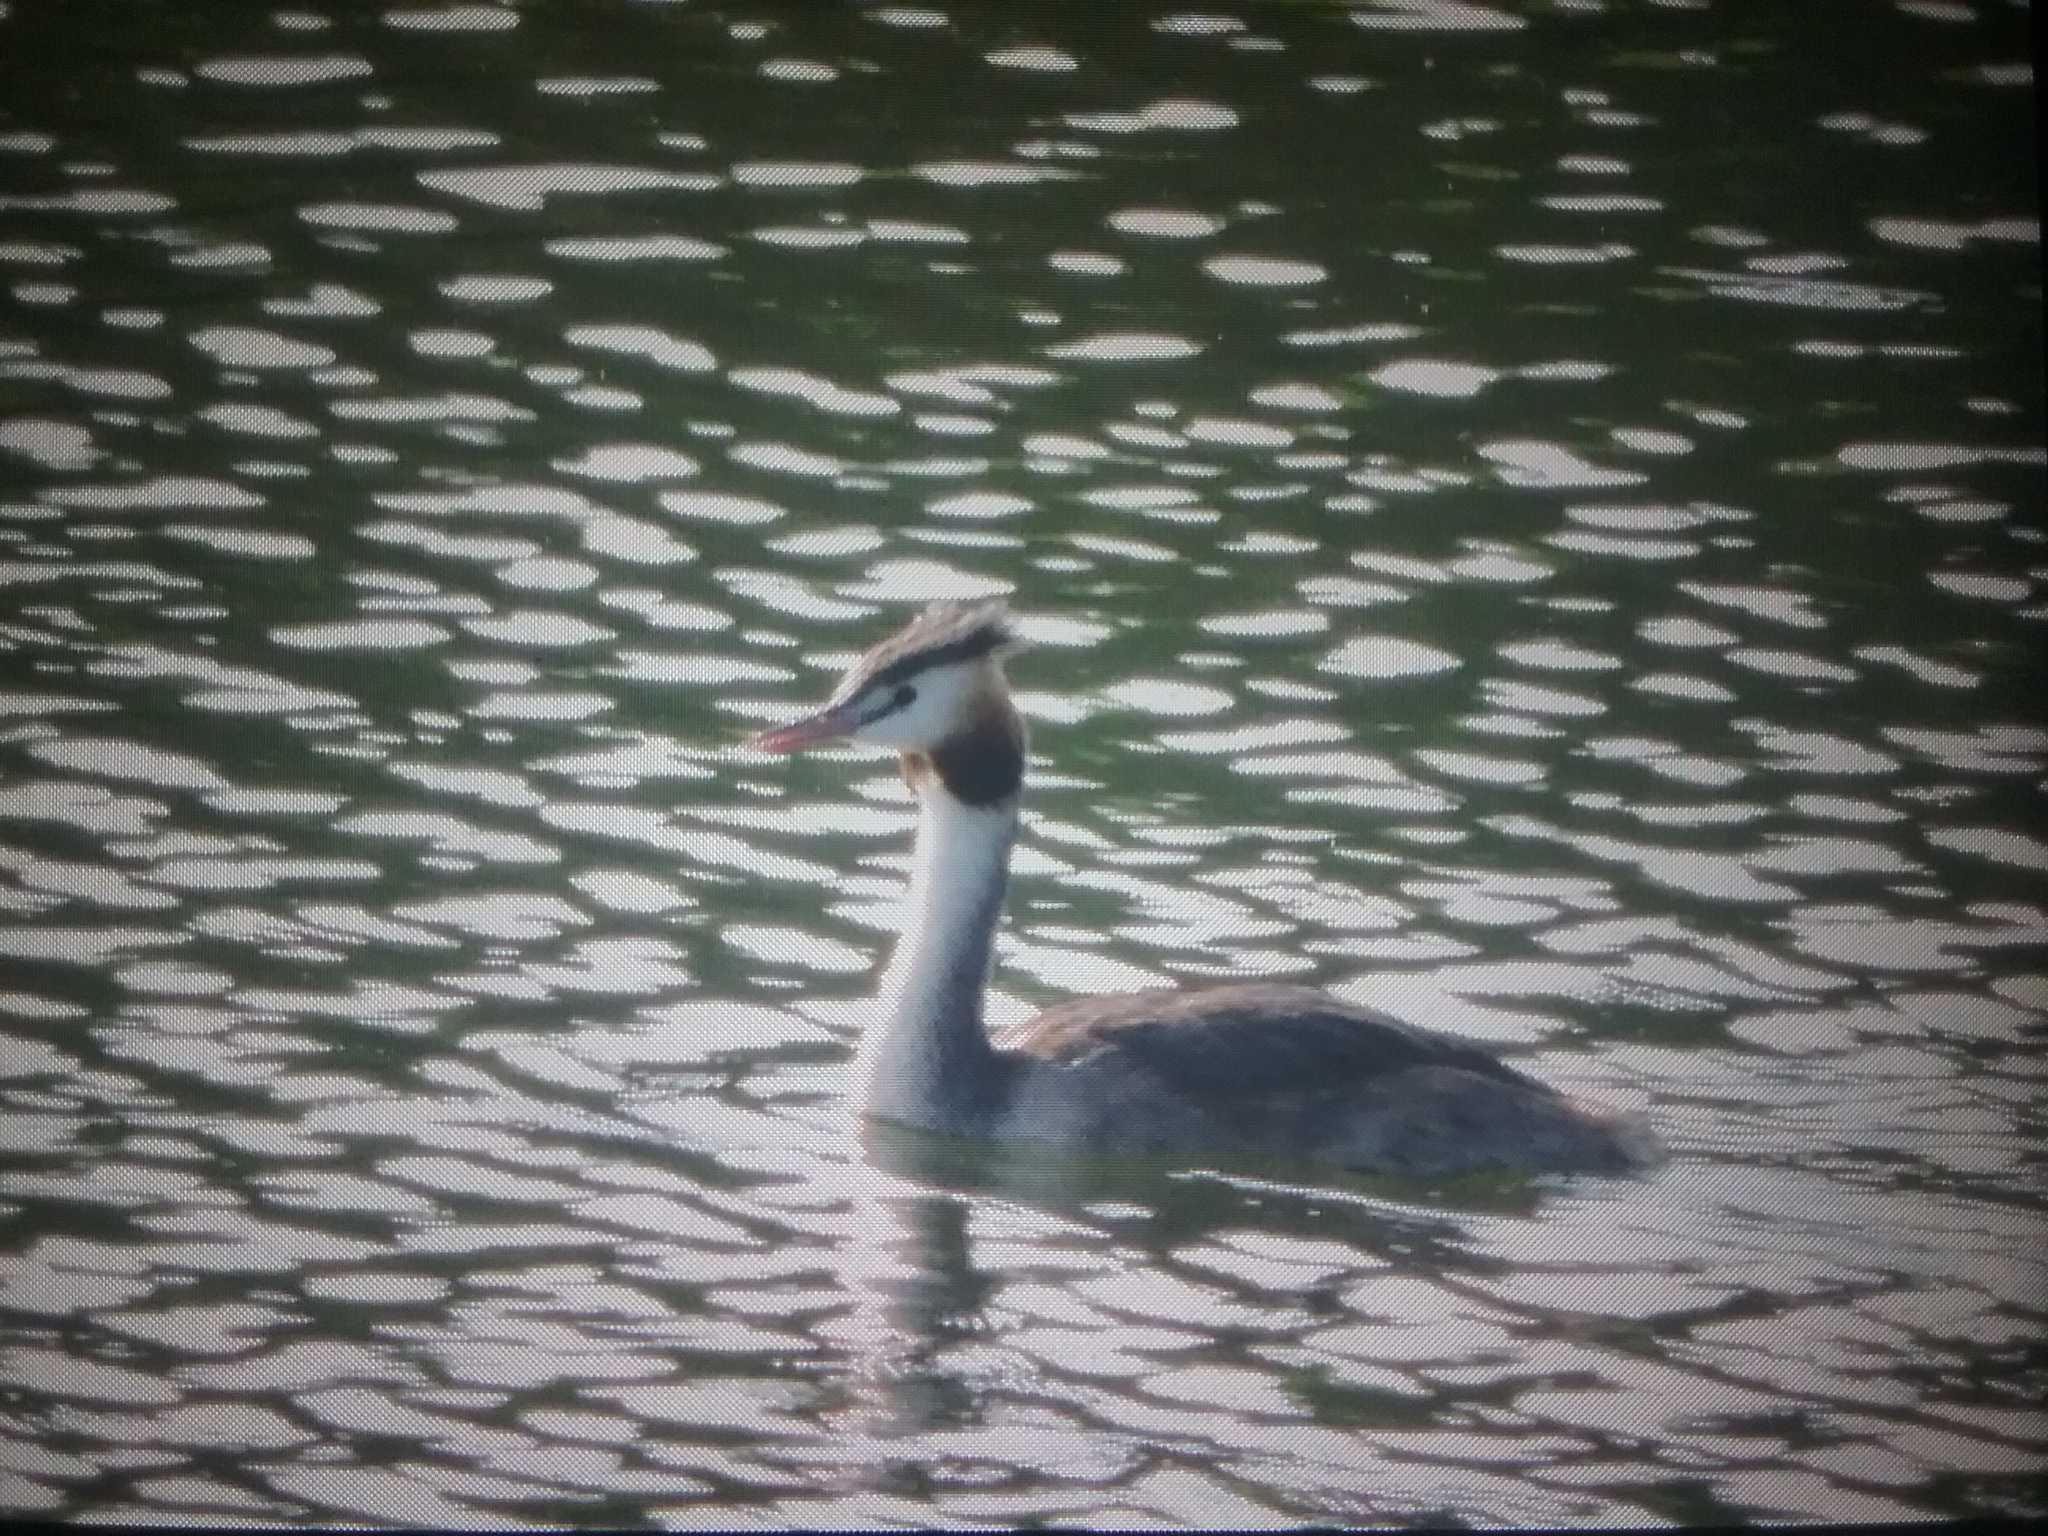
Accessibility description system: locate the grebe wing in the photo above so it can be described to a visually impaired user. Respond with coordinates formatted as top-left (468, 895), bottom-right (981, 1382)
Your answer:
top-left (1007, 981), bottom-right (1535, 1099)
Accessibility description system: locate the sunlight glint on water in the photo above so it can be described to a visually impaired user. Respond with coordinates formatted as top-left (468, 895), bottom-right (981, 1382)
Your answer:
top-left (0, 0), bottom-right (2043, 1525)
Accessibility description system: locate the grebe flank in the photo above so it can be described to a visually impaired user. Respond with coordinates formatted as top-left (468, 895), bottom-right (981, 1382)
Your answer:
top-left (748, 600), bottom-right (1655, 1178)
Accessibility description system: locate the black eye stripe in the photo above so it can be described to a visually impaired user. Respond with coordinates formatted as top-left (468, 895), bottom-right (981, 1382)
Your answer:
top-left (857, 683), bottom-right (916, 727)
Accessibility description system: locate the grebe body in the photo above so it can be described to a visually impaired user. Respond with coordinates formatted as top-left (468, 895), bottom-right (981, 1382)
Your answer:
top-left (749, 601), bottom-right (1654, 1178)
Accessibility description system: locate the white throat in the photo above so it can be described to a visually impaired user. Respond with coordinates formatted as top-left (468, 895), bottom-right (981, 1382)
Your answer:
top-left (857, 781), bottom-right (1019, 1130)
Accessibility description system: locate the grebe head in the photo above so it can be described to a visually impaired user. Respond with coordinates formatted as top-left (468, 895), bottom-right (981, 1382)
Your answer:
top-left (748, 599), bottom-right (1022, 760)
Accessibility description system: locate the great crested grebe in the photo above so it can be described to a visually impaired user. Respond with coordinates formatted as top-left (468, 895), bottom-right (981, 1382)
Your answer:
top-left (749, 600), bottom-right (1655, 1177)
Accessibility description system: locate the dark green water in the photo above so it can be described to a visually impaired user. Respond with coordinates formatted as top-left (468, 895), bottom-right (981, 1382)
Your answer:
top-left (0, 0), bottom-right (2042, 1525)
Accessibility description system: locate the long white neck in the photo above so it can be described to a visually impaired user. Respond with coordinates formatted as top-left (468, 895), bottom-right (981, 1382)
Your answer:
top-left (857, 783), bottom-right (1019, 1131)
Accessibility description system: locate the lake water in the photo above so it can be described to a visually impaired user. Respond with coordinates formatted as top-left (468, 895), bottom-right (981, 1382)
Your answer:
top-left (0, 0), bottom-right (2043, 1526)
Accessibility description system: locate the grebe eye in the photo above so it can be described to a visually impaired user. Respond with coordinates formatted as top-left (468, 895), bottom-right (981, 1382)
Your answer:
top-left (893, 684), bottom-right (917, 709)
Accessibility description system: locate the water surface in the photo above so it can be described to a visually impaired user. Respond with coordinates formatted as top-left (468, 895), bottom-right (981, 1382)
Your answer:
top-left (0, 0), bottom-right (2043, 1525)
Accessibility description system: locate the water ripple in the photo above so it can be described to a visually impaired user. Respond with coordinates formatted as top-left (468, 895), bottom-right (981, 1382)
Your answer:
top-left (0, 0), bottom-right (2041, 1525)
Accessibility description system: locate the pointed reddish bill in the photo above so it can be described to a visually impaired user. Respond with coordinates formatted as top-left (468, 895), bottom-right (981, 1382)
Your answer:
top-left (746, 702), bottom-right (860, 754)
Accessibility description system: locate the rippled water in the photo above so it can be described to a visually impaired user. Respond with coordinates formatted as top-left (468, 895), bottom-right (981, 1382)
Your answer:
top-left (1, 0), bottom-right (2043, 1525)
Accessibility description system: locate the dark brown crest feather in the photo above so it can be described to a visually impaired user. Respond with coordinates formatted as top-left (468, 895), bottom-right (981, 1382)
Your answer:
top-left (909, 696), bottom-right (1026, 807)
top-left (850, 600), bottom-right (1016, 697)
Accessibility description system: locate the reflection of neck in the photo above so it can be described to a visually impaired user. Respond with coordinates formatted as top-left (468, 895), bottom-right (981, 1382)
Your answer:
top-left (859, 781), bottom-right (1019, 1131)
